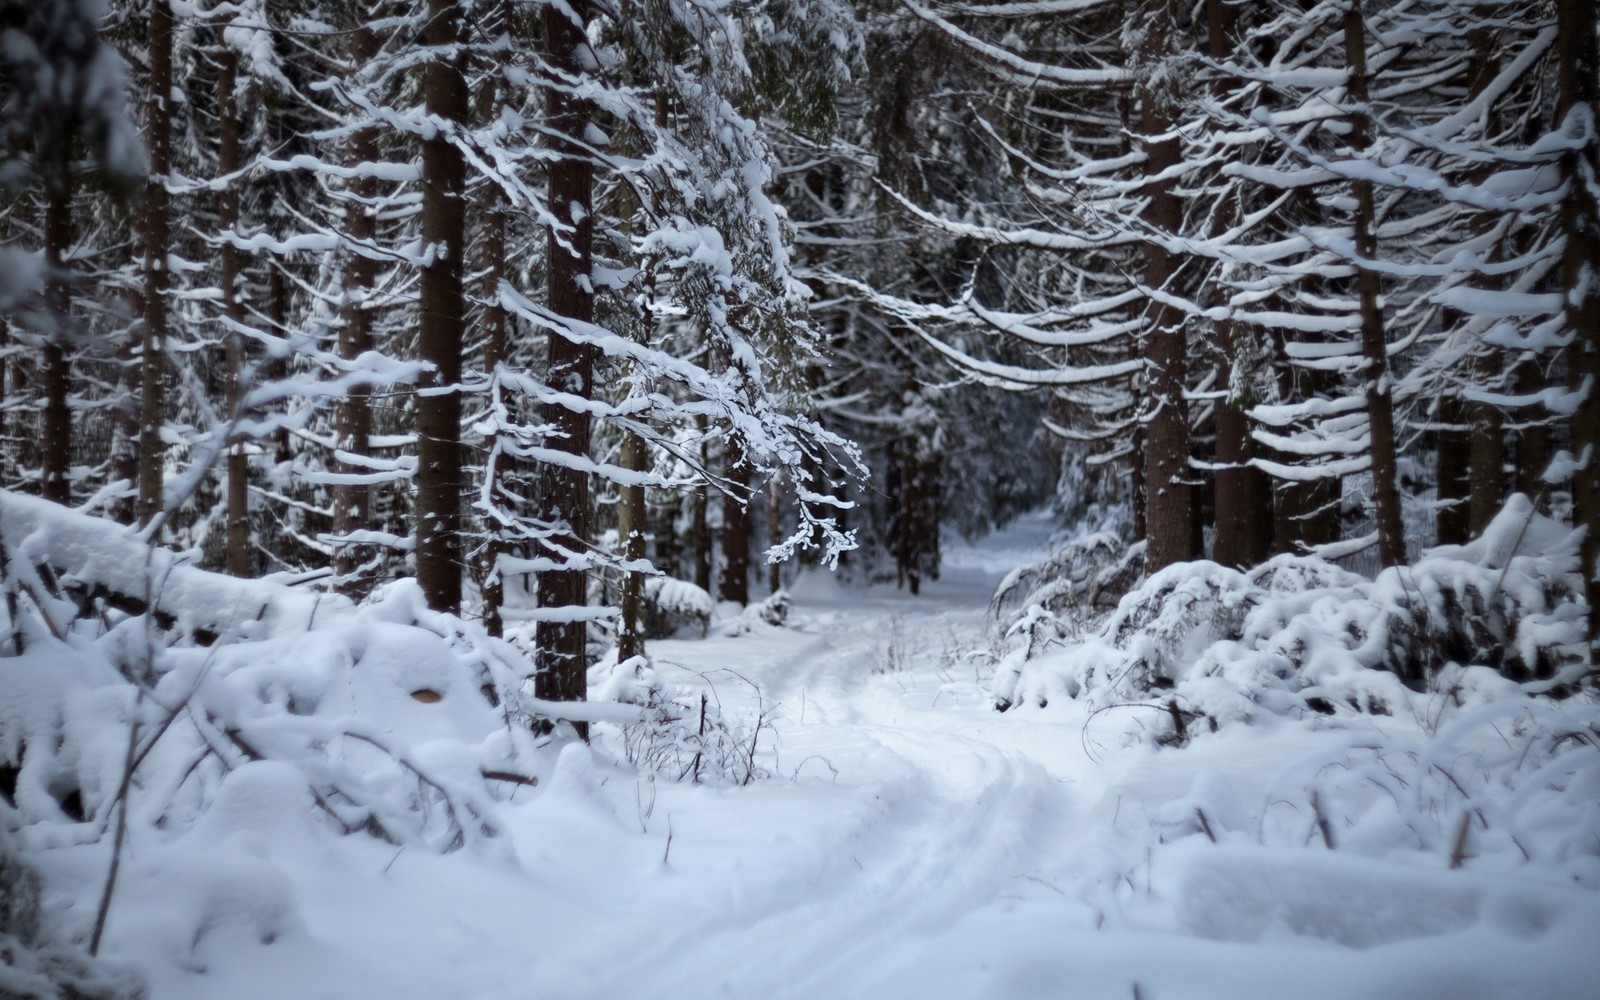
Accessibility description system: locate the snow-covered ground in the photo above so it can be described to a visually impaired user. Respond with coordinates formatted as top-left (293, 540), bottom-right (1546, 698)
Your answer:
top-left (18, 510), bottom-right (1600, 999)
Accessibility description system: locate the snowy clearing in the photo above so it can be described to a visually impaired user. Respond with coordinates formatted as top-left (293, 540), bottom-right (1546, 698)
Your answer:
top-left (9, 510), bottom-right (1596, 1000)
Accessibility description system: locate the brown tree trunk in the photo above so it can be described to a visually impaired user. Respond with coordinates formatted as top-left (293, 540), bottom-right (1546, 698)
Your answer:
top-left (692, 415), bottom-right (712, 591)
top-left (1435, 395), bottom-right (1471, 545)
top-left (766, 475), bottom-right (782, 595)
top-left (1468, 389), bottom-right (1504, 537)
top-left (415, 0), bottom-right (468, 613)
top-left (138, 0), bottom-right (176, 528)
top-left (1343, 7), bottom-right (1406, 569)
top-left (42, 176), bottom-right (72, 506)
top-left (333, 13), bottom-right (380, 588)
top-left (536, 0), bottom-right (598, 717)
top-left (720, 434), bottom-right (751, 605)
top-left (1137, 0), bottom-right (1193, 573)
top-left (616, 429), bottom-right (648, 661)
top-left (1513, 358), bottom-right (1549, 501)
top-left (1212, 354), bottom-right (1272, 568)
top-left (1204, 0), bottom-right (1271, 569)
top-left (1556, 0), bottom-right (1600, 647)
top-left (218, 47), bottom-right (251, 575)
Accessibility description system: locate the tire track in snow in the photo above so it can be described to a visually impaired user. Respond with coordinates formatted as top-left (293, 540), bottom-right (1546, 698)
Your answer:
top-left (593, 609), bottom-right (1075, 1000)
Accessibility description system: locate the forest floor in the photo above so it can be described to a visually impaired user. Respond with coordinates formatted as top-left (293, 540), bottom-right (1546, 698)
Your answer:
top-left (73, 512), bottom-right (1600, 999)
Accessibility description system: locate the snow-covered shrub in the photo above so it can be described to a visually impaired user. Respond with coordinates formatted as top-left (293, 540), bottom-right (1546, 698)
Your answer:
top-left (1251, 701), bottom-right (1600, 882)
top-left (0, 806), bottom-right (146, 1000)
top-left (643, 576), bottom-right (713, 639)
top-left (993, 495), bottom-right (1589, 736)
top-left (591, 657), bottom-right (770, 785)
top-left (990, 531), bottom-right (1144, 629)
top-left (0, 492), bottom-right (556, 859)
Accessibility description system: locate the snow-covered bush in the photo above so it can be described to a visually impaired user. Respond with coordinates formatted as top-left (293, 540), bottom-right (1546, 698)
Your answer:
top-left (0, 817), bottom-right (147, 999)
top-left (993, 495), bottom-right (1590, 738)
top-left (590, 657), bottom-right (770, 785)
top-left (990, 531), bottom-right (1144, 628)
top-left (1158, 700), bottom-right (1600, 890)
top-left (643, 576), bottom-right (713, 639)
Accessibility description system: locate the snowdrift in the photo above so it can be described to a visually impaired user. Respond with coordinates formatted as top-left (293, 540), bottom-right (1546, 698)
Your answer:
top-left (0, 490), bottom-right (764, 992)
top-left (992, 494), bottom-right (1589, 731)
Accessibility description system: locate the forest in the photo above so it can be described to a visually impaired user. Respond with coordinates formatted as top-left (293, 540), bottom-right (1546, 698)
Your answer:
top-left (1, 0), bottom-right (1598, 997)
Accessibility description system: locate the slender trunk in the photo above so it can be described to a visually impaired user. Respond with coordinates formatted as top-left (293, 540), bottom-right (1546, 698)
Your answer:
top-left (218, 47), bottom-right (250, 574)
top-left (1461, 21), bottom-right (1509, 537)
top-left (692, 415), bottom-right (711, 591)
top-left (333, 14), bottom-right (380, 587)
top-left (616, 429), bottom-right (648, 660)
top-left (1435, 395), bottom-right (1471, 545)
top-left (1343, 7), bottom-right (1405, 569)
top-left (1137, 0), bottom-right (1193, 573)
top-left (1556, 0), bottom-right (1600, 646)
top-left (1513, 359), bottom-right (1549, 500)
top-left (138, 0), bottom-right (175, 528)
top-left (0, 316), bottom-right (8, 486)
top-left (43, 176), bottom-right (72, 506)
top-left (478, 81), bottom-right (510, 636)
top-left (110, 285), bottom-right (141, 524)
top-left (267, 265), bottom-right (291, 466)
top-left (766, 475), bottom-right (782, 595)
top-left (1204, 0), bottom-right (1270, 569)
top-left (1468, 378), bottom-right (1505, 536)
top-left (536, 0), bottom-right (598, 717)
top-left (615, 83), bottom-right (663, 655)
top-left (1212, 353), bottom-right (1271, 567)
top-left (416, 0), bottom-right (468, 613)
top-left (720, 434), bottom-right (751, 605)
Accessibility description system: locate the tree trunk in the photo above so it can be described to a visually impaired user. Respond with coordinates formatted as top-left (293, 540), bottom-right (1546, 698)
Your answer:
top-left (766, 475), bottom-right (782, 595)
top-left (1556, 0), bottom-right (1600, 647)
top-left (1343, 6), bottom-right (1406, 569)
top-left (333, 13), bottom-right (380, 588)
top-left (42, 176), bottom-right (72, 506)
top-left (478, 83), bottom-right (510, 636)
top-left (218, 46), bottom-right (250, 575)
top-left (1513, 358), bottom-right (1549, 501)
top-left (1468, 390), bottom-right (1504, 537)
top-left (692, 415), bottom-right (712, 591)
top-left (1435, 395), bottom-right (1470, 545)
top-left (1204, 0), bottom-right (1271, 569)
top-left (416, 0), bottom-right (468, 613)
top-left (138, 0), bottom-right (175, 528)
top-left (1137, 0), bottom-right (1193, 573)
top-left (616, 429), bottom-right (648, 661)
top-left (1212, 353), bottom-right (1272, 567)
top-left (720, 434), bottom-right (751, 605)
top-left (536, 0), bottom-right (598, 718)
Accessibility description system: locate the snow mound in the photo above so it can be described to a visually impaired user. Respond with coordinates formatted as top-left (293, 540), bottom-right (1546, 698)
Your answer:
top-left (992, 495), bottom-right (1588, 737)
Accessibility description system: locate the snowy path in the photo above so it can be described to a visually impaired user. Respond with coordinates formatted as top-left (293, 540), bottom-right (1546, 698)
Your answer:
top-left (107, 511), bottom-right (1600, 1000)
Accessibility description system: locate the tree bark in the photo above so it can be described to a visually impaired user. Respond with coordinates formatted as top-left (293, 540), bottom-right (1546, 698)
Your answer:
top-left (616, 428), bottom-right (648, 661)
top-left (1137, 0), bottom-right (1193, 573)
top-left (138, 0), bottom-right (175, 528)
top-left (1435, 395), bottom-right (1470, 545)
top-left (42, 175), bottom-right (72, 506)
top-left (692, 415), bottom-right (712, 591)
top-left (720, 434), bottom-right (751, 605)
top-left (333, 12), bottom-right (380, 588)
top-left (1204, 0), bottom-right (1271, 569)
top-left (415, 0), bottom-right (468, 613)
top-left (1556, 0), bottom-right (1600, 647)
top-left (536, 0), bottom-right (599, 717)
top-left (218, 46), bottom-right (250, 575)
top-left (1468, 383), bottom-right (1504, 537)
top-left (767, 475), bottom-right (782, 594)
top-left (1343, 6), bottom-right (1406, 569)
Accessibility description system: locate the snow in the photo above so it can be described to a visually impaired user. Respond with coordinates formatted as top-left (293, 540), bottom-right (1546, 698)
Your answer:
top-left (3, 505), bottom-right (1597, 999)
